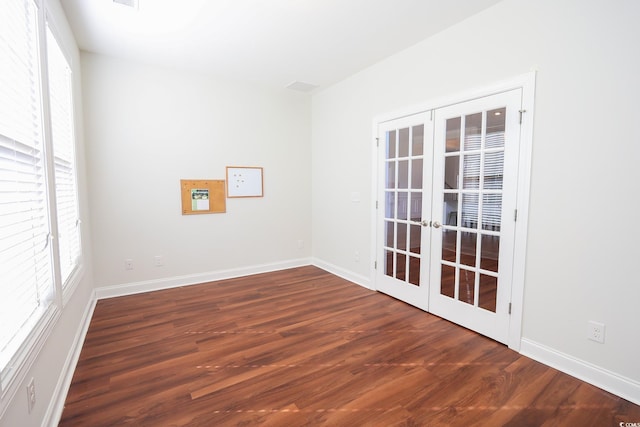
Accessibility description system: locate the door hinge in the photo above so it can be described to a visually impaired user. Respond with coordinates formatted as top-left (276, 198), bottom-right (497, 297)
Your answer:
top-left (508, 303), bottom-right (512, 315)
top-left (430, 110), bottom-right (434, 121)
top-left (514, 209), bottom-right (518, 222)
top-left (519, 109), bottom-right (526, 124)
top-left (374, 261), bottom-right (377, 270)
top-left (375, 200), bottom-right (378, 209)
top-left (376, 137), bottom-right (380, 147)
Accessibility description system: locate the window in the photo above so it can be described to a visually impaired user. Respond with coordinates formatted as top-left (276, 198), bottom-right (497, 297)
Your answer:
top-left (47, 25), bottom-right (82, 290)
top-left (0, 0), bottom-right (82, 396)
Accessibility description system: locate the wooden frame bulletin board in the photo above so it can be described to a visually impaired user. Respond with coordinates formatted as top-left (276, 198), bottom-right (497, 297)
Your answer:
top-left (226, 166), bottom-right (264, 198)
top-left (180, 179), bottom-right (226, 215)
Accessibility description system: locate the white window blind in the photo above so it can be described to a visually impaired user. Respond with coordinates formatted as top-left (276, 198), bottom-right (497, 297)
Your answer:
top-left (0, 0), bottom-right (55, 383)
top-left (460, 131), bottom-right (505, 231)
top-left (482, 132), bottom-right (505, 231)
top-left (47, 25), bottom-right (80, 286)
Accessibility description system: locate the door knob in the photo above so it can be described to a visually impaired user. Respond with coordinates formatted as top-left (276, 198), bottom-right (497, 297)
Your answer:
top-left (432, 221), bottom-right (442, 229)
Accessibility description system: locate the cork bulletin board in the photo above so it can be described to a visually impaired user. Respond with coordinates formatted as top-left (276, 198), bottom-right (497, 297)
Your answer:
top-left (180, 179), bottom-right (226, 215)
top-left (226, 166), bottom-right (264, 198)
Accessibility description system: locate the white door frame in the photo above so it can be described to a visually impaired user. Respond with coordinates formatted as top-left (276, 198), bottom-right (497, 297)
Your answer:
top-left (370, 72), bottom-right (536, 351)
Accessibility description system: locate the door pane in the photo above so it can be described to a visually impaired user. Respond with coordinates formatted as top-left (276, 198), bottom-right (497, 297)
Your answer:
top-left (478, 274), bottom-right (497, 312)
top-left (385, 221), bottom-right (395, 248)
top-left (441, 264), bottom-right (455, 298)
top-left (446, 209), bottom-right (458, 226)
top-left (397, 192), bottom-right (408, 220)
top-left (446, 117), bottom-right (461, 153)
top-left (396, 253), bottom-right (407, 280)
top-left (464, 113), bottom-right (482, 151)
top-left (463, 153), bottom-right (481, 189)
top-left (442, 229), bottom-right (456, 262)
top-left (486, 108), bottom-right (506, 148)
top-left (461, 193), bottom-right (479, 229)
top-left (397, 223), bottom-right (407, 251)
top-left (387, 130), bottom-right (397, 158)
top-left (412, 125), bottom-right (424, 156)
top-left (399, 128), bottom-right (410, 157)
top-left (398, 160), bottom-right (409, 189)
top-left (408, 257), bottom-right (420, 286)
top-left (410, 192), bottom-right (422, 222)
top-left (444, 156), bottom-right (459, 189)
top-left (482, 194), bottom-right (502, 232)
top-left (410, 224), bottom-right (421, 254)
top-left (460, 231), bottom-right (477, 268)
top-left (386, 162), bottom-right (396, 188)
top-left (411, 159), bottom-right (423, 189)
top-left (484, 151), bottom-right (504, 190)
top-left (480, 234), bottom-right (499, 272)
top-left (458, 268), bottom-right (475, 305)
top-left (385, 250), bottom-right (394, 277)
top-left (385, 192), bottom-right (395, 218)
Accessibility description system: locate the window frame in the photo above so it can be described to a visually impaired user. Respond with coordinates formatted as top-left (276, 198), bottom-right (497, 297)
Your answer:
top-left (0, 0), bottom-right (84, 412)
top-left (45, 12), bottom-right (84, 307)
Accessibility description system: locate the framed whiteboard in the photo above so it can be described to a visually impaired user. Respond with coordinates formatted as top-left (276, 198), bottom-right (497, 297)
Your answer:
top-left (226, 166), bottom-right (264, 198)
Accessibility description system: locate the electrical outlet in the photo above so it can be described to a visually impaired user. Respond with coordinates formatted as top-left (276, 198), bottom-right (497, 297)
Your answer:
top-left (26, 378), bottom-right (35, 413)
top-left (124, 259), bottom-right (133, 270)
top-left (154, 255), bottom-right (164, 267)
top-left (587, 321), bottom-right (605, 343)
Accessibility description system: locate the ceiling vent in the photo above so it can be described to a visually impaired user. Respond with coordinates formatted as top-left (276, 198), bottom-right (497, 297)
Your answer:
top-left (286, 81), bottom-right (318, 93)
top-left (113, 0), bottom-right (139, 9)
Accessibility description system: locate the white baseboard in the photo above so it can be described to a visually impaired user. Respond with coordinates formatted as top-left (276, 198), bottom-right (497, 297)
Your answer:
top-left (95, 258), bottom-right (313, 300)
top-left (311, 258), bottom-right (372, 290)
top-left (520, 338), bottom-right (640, 406)
top-left (44, 297), bottom-right (97, 427)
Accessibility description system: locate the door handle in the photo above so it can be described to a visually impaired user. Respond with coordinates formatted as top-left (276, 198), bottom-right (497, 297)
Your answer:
top-left (411, 220), bottom-right (430, 227)
top-left (432, 221), bottom-right (442, 229)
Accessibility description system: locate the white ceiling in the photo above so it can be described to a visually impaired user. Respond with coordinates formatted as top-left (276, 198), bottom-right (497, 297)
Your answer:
top-left (60, 0), bottom-right (502, 91)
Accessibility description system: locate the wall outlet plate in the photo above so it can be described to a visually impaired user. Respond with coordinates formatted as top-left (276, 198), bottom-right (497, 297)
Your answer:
top-left (587, 321), bottom-right (605, 344)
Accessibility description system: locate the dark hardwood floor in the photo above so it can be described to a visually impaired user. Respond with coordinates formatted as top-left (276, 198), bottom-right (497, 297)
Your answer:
top-left (59, 266), bottom-right (640, 426)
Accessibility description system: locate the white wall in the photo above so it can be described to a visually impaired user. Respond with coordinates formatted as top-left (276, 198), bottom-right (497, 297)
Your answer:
top-left (312, 0), bottom-right (640, 401)
top-left (5, 1), bottom-right (639, 425)
top-left (0, 1), bottom-right (96, 426)
top-left (81, 54), bottom-right (312, 290)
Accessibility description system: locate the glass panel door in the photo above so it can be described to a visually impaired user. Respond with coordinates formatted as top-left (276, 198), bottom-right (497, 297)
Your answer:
top-left (429, 89), bottom-right (522, 344)
top-left (375, 89), bottom-right (523, 345)
top-left (376, 112), bottom-right (431, 311)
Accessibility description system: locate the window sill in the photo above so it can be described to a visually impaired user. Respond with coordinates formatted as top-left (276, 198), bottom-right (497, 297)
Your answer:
top-left (62, 259), bottom-right (85, 308)
top-left (0, 303), bottom-right (60, 418)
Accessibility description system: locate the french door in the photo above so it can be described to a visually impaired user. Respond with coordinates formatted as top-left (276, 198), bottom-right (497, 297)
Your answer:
top-left (375, 89), bottom-right (522, 344)
top-left (376, 113), bottom-right (433, 311)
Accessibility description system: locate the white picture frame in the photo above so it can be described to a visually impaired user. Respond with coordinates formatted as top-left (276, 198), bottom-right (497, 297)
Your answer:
top-left (226, 166), bottom-right (264, 198)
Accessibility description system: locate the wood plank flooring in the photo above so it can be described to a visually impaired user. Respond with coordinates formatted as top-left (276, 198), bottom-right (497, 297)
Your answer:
top-left (59, 266), bottom-right (640, 426)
